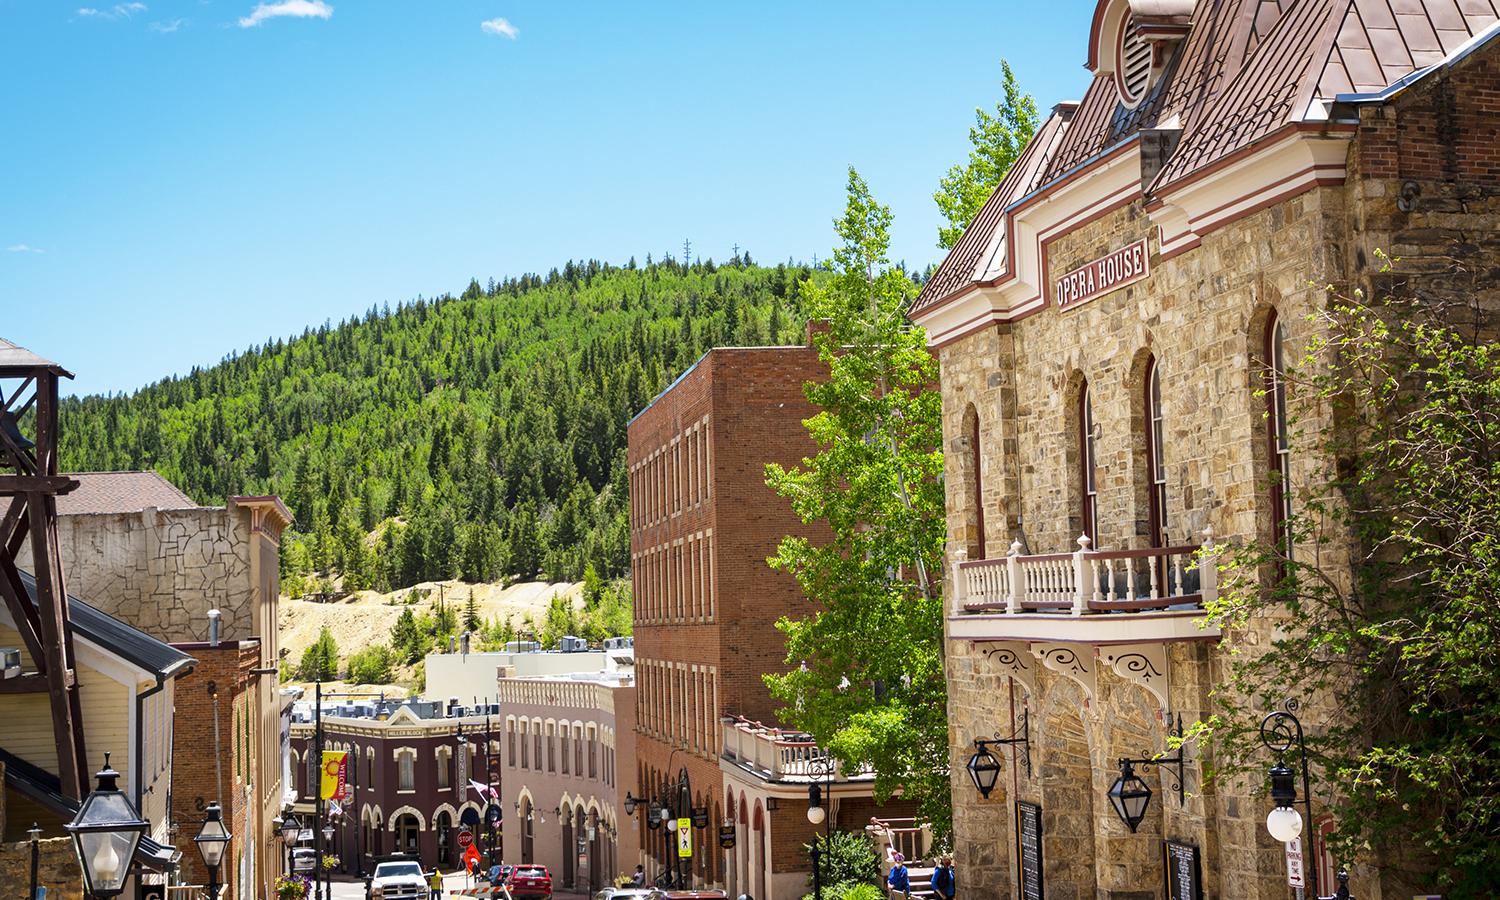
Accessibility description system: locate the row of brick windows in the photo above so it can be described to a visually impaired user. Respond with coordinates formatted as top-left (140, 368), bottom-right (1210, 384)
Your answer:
top-left (637, 658), bottom-right (720, 759)
top-left (632, 530), bottom-right (715, 624)
top-left (300, 740), bottom-right (485, 795)
top-left (631, 415), bottom-right (711, 530)
top-left (505, 718), bottom-right (616, 787)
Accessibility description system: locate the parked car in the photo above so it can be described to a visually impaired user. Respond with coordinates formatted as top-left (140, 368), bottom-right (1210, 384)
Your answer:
top-left (595, 890), bottom-right (652, 900)
top-left (291, 847), bottom-right (316, 873)
top-left (647, 892), bottom-right (730, 900)
top-left (368, 858), bottom-right (429, 899)
top-left (508, 864), bottom-right (553, 898)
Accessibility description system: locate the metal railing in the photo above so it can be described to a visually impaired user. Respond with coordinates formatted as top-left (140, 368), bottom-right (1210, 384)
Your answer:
top-left (720, 716), bottom-right (849, 780)
top-left (955, 528), bottom-right (1218, 616)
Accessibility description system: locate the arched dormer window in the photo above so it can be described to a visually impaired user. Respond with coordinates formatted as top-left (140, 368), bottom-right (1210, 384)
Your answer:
top-left (1117, 15), bottom-right (1154, 107)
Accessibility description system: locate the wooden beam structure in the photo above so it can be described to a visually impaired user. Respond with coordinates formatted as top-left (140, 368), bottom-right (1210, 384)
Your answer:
top-left (0, 340), bottom-right (88, 801)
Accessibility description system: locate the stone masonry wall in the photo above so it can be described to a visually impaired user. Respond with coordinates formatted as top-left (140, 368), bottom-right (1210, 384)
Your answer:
top-left (50, 506), bottom-right (255, 643)
top-left (0, 836), bottom-right (83, 900)
top-left (939, 181), bottom-right (1347, 900)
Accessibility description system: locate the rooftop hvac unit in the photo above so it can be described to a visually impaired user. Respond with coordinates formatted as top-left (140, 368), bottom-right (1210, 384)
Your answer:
top-left (560, 635), bottom-right (588, 653)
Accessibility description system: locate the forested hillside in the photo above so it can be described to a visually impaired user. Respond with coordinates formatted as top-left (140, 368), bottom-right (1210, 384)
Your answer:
top-left (58, 256), bottom-right (814, 593)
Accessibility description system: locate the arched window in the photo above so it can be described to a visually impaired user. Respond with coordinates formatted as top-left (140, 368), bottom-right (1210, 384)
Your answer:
top-left (1145, 357), bottom-right (1167, 547)
top-left (1266, 313), bottom-right (1293, 557)
top-left (1079, 380), bottom-right (1099, 544)
top-left (967, 408), bottom-right (986, 559)
top-left (436, 746), bottom-right (452, 791)
top-left (397, 749), bottom-right (415, 792)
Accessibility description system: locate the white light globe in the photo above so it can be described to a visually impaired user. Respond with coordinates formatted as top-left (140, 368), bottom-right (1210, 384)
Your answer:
top-left (806, 806), bottom-right (826, 826)
top-left (1266, 806), bottom-right (1304, 843)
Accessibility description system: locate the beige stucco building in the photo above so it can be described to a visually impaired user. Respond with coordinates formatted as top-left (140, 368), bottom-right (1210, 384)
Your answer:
top-left (912, 1), bottom-right (1500, 897)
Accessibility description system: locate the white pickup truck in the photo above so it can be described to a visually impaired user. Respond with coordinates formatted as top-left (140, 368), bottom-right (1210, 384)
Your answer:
top-left (368, 859), bottom-right (429, 899)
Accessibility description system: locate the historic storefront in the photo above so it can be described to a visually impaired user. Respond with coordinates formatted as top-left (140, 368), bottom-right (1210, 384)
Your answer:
top-left (913, 1), bottom-right (1500, 897)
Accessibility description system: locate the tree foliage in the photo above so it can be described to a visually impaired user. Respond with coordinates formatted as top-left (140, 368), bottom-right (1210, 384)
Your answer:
top-left (297, 626), bottom-right (340, 681)
top-left (1195, 270), bottom-right (1500, 895)
top-left (346, 643), bottom-right (396, 685)
top-left (56, 256), bottom-right (811, 592)
top-left (765, 169), bottom-right (949, 835)
top-left (932, 60), bottom-right (1039, 250)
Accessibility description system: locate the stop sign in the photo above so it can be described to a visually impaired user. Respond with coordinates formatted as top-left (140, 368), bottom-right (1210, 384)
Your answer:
top-left (457, 829), bottom-right (474, 848)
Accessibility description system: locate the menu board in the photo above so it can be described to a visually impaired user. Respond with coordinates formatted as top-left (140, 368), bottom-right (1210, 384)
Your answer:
top-left (1016, 801), bottom-right (1044, 900)
top-left (1164, 840), bottom-right (1203, 900)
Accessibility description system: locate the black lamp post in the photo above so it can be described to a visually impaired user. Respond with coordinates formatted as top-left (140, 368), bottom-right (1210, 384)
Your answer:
top-left (322, 822), bottom-right (335, 898)
top-left (194, 803), bottom-right (231, 900)
top-left (66, 753), bottom-right (150, 900)
top-left (805, 755), bottom-right (836, 900)
top-left (1260, 701), bottom-right (1355, 900)
top-left (28, 822), bottom-right (41, 900)
top-left (1106, 714), bottom-right (1188, 833)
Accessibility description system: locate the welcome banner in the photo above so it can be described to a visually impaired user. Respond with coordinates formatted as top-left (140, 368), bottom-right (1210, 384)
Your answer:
top-left (320, 750), bottom-right (348, 800)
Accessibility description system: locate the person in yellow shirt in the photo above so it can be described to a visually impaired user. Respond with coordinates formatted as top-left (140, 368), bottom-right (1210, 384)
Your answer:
top-left (429, 867), bottom-right (443, 899)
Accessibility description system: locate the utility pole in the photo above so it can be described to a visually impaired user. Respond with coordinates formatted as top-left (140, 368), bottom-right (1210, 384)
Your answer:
top-left (683, 238), bottom-right (692, 267)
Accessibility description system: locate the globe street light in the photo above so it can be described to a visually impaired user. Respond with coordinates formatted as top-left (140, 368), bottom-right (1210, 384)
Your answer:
top-left (194, 803), bottom-right (231, 900)
top-left (1259, 701), bottom-right (1356, 900)
top-left (67, 753), bottom-right (150, 899)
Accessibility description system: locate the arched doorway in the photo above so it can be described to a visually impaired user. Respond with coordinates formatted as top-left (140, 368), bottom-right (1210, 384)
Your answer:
top-left (436, 811), bottom-right (453, 866)
top-left (393, 813), bottom-right (421, 856)
top-left (1040, 689), bottom-right (1097, 899)
top-left (520, 797), bottom-right (535, 864)
top-left (752, 801), bottom-right (766, 899)
top-left (561, 803), bottom-right (575, 887)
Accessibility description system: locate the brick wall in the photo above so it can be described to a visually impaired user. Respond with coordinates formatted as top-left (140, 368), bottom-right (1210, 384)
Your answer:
top-left (170, 641), bottom-right (259, 897)
top-left (628, 341), bottom-right (831, 890)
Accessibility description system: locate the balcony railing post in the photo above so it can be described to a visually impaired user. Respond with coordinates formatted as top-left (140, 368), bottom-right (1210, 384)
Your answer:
top-left (1006, 541), bottom-right (1023, 614)
top-left (952, 548), bottom-right (967, 614)
top-left (1072, 534), bottom-right (1091, 616)
top-left (1200, 526), bottom-right (1218, 603)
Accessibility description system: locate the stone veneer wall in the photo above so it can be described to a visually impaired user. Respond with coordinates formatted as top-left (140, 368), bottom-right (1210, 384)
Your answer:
top-left (0, 836), bottom-right (84, 900)
top-left (51, 506), bottom-right (255, 642)
top-left (938, 182), bottom-right (1347, 900)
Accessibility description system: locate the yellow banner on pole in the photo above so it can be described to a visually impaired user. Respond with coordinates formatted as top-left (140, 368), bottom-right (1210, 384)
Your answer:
top-left (677, 819), bottom-right (692, 858)
top-left (320, 750), bottom-right (348, 800)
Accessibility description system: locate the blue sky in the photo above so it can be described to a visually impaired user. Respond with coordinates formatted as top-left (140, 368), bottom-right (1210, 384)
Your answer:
top-left (1, 1), bottom-right (1095, 397)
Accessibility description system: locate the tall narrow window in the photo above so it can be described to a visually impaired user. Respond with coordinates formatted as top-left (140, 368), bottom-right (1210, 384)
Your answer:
top-left (398, 750), bottom-right (415, 792)
top-left (968, 410), bottom-right (986, 559)
top-left (1079, 381), bottom-right (1099, 545)
top-left (1145, 358), bottom-right (1168, 548)
top-left (1266, 314), bottom-right (1293, 558)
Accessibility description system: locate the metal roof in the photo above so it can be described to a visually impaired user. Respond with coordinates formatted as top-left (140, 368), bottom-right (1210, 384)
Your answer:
top-left (914, 0), bottom-right (1500, 313)
top-left (0, 337), bottom-right (72, 377)
top-left (18, 569), bottom-right (195, 678)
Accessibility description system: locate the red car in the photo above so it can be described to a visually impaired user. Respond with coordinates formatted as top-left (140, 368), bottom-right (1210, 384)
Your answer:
top-left (507, 864), bottom-right (553, 898)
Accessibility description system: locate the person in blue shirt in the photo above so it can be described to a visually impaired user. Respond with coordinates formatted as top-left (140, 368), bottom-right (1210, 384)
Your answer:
top-left (930, 854), bottom-right (956, 900)
top-left (886, 853), bottom-right (912, 899)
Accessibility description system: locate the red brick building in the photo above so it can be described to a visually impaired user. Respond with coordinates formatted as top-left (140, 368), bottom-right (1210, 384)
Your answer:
top-left (628, 336), bottom-right (859, 895)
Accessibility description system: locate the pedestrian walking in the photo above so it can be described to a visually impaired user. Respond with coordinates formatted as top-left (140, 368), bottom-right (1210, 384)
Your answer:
top-left (429, 867), bottom-right (444, 899)
top-left (930, 855), bottom-right (956, 900)
top-left (886, 852), bottom-right (912, 899)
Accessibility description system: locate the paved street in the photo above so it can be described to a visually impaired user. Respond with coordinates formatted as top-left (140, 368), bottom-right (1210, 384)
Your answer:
top-left (326, 873), bottom-right (593, 899)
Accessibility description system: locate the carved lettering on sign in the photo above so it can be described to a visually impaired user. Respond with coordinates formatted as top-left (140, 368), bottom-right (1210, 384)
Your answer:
top-left (1054, 238), bottom-right (1150, 311)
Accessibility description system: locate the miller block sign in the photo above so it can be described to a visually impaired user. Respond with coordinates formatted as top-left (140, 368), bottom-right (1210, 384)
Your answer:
top-left (1016, 801), bottom-right (1044, 900)
top-left (1054, 238), bottom-right (1149, 311)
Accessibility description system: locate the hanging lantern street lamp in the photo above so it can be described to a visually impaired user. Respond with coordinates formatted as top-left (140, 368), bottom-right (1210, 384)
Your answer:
top-left (67, 754), bottom-right (150, 900)
top-left (1105, 714), bottom-right (1188, 833)
top-left (965, 710), bottom-right (1031, 799)
top-left (194, 803), bottom-right (231, 900)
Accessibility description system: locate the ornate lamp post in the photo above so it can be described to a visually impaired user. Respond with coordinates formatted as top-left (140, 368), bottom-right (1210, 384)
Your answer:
top-left (66, 754), bottom-right (150, 900)
top-left (194, 803), bottom-right (231, 900)
top-left (279, 813), bottom-right (301, 877)
top-left (805, 755), bottom-right (836, 900)
top-left (1260, 701), bottom-right (1354, 900)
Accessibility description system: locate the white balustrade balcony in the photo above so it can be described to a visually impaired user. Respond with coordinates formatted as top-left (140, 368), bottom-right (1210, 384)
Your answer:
top-left (949, 529), bottom-right (1221, 645)
top-left (719, 717), bottom-right (856, 782)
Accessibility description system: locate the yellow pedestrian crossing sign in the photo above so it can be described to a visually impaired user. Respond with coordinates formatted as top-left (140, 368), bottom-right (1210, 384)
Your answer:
top-left (677, 818), bottom-right (692, 858)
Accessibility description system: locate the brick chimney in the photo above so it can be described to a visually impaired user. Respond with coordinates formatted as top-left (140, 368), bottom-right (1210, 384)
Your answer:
top-left (805, 319), bottom-right (832, 347)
